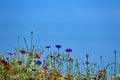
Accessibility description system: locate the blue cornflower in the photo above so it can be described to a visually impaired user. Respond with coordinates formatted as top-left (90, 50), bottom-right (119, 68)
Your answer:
top-left (55, 45), bottom-right (61, 49)
top-left (36, 60), bottom-right (42, 65)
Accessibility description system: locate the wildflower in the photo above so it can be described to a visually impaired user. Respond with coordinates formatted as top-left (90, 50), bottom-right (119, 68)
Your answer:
top-left (7, 52), bottom-right (13, 56)
top-left (98, 70), bottom-right (104, 77)
top-left (46, 46), bottom-right (51, 49)
top-left (36, 60), bottom-right (42, 65)
top-left (4, 65), bottom-right (11, 70)
top-left (55, 45), bottom-right (61, 49)
top-left (43, 66), bottom-right (48, 70)
top-left (65, 48), bottom-right (72, 53)
top-left (99, 70), bottom-right (104, 72)
top-left (28, 77), bottom-right (35, 80)
top-left (43, 66), bottom-right (48, 73)
top-left (35, 53), bottom-right (40, 59)
top-left (0, 59), bottom-right (7, 65)
top-left (58, 77), bottom-right (64, 80)
top-left (0, 59), bottom-right (6, 63)
top-left (45, 76), bottom-right (49, 80)
top-left (98, 73), bottom-right (102, 77)
top-left (19, 49), bottom-right (26, 54)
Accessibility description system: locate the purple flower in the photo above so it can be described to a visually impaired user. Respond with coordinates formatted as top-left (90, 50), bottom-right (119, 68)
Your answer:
top-left (45, 76), bottom-right (49, 80)
top-left (7, 52), bottom-right (13, 55)
top-left (46, 46), bottom-right (51, 49)
top-left (43, 66), bottom-right (48, 70)
top-left (66, 48), bottom-right (72, 53)
top-left (55, 45), bottom-right (61, 49)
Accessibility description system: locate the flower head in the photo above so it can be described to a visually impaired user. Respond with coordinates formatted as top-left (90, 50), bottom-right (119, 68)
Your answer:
top-left (0, 59), bottom-right (7, 65)
top-left (19, 49), bottom-right (26, 54)
top-left (45, 76), bottom-right (49, 80)
top-left (46, 46), bottom-right (51, 49)
top-left (98, 70), bottom-right (104, 77)
top-left (58, 77), bottom-right (64, 80)
top-left (99, 70), bottom-right (104, 73)
top-left (43, 66), bottom-right (48, 70)
top-left (7, 52), bottom-right (13, 56)
top-left (36, 60), bottom-right (42, 65)
top-left (4, 65), bottom-right (11, 70)
top-left (35, 53), bottom-right (40, 59)
top-left (65, 48), bottom-right (72, 52)
top-left (55, 45), bottom-right (61, 49)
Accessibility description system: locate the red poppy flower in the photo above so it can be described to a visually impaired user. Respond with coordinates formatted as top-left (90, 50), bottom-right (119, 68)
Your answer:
top-left (4, 65), bottom-right (11, 70)
top-left (0, 59), bottom-right (6, 63)
top-left (35, 53), bottom-right (40, 59)
top-left (19, 49), bottom-right (26, 54)
top-left (0, 59), bottom-right (7, 65)
top-left (65, 48), bottom-right (72, 52)
top-left (99, 70), bottom-right (104, 72)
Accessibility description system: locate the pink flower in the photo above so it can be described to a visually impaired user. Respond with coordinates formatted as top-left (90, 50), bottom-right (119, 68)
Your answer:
top-left (19, 49), bottom-right (26, 54)
top-left (45, 76), bottom-right (49, 80)
top-left (43, 66), bottom-right (48, 70)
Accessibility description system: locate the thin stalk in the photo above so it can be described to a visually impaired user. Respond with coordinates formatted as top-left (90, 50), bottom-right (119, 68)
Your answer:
top-left (24, 37), bottom-right (29, 52)
top-left (17, 36), bottom-right (20, 59)
top-left (100, 56), bottom-right (103, 69)
top-left (114, 50), bottom-right (117, 77)
top-left (30, 31), bottom-right (33, 52)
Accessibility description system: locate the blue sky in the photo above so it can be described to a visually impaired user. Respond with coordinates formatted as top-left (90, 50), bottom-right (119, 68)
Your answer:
top-left (0, 0), bottom-right (120, 68)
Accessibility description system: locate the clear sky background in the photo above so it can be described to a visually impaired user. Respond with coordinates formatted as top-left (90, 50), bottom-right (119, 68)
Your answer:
top-left (0, 0), bottom-right (120, 68)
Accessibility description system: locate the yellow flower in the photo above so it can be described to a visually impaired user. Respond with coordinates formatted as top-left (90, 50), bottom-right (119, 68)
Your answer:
top-left (58, 77), bottom-right (64, 80)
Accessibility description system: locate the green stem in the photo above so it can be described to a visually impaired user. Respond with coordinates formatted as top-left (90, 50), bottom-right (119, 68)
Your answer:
top-left (30, 31), bottom-right (33, 52)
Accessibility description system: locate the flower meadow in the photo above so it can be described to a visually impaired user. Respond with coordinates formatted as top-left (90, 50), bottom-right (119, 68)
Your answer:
top-left (0, 32), bottom-right (120, 80)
